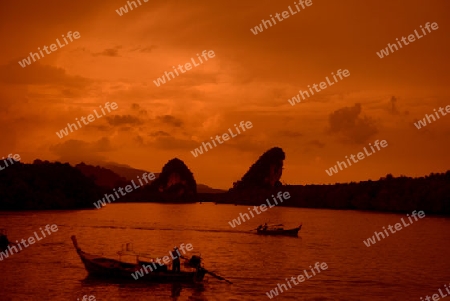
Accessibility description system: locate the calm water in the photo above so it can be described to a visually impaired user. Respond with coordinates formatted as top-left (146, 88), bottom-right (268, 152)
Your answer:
top-left (1, 203), bottom-right (449, 301)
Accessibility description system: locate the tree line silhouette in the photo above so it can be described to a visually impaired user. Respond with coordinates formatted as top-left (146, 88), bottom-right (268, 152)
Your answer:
top-left (216, 172), bottom-right (450, 215)
top-left (0, 155), bottom-right (449, 214)
top-left (0, 160), bottom-right (103, 210)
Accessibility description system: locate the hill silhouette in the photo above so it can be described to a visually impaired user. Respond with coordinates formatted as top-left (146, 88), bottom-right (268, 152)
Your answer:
top-left (0, 151), bottom-right (449, 214)
top-left (77, 161), bottom-right (221, 193)
top-left (76, 162), bottom-right (128, 189)
top-left (0, 160), bottom-right (103, 210)
top-left (101, 162), bottom-right (157, 181)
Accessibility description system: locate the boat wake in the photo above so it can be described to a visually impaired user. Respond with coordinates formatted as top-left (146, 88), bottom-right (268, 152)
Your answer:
top-left (69, 225), bottom-right (255, 235)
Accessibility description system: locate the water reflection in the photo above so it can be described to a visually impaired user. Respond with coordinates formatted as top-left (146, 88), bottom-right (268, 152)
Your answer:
top-left (171, 283), bottom-right (208, 301)
top-left (80, 276), bottom-right (208, 300)
top-left (170, 282), bottom-right (182, 299)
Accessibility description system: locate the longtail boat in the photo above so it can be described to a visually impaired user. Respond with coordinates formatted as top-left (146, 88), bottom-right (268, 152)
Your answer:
top-left (71, 236), bottom-right (232, 284)
top-left (256, 223), bottom-right (302, 236)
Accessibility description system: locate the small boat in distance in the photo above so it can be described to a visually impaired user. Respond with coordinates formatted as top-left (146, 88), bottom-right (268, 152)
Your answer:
top-left (71, 236), bottom-right (232, 284)
top-left (0, 229), bottom-right (9, 251)
top-left (256, 223), bottom-right (302, 236)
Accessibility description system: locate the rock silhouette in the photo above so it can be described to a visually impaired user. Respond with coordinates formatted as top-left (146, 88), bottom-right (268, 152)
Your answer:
top-left (231, 147), bottom-right (285, 191)
top-left (147, 158), bottom-right (197, 202)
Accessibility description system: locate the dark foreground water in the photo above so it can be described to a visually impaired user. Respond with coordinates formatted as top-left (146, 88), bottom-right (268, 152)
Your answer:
top-left (1, 203), bottom-right (449, 301)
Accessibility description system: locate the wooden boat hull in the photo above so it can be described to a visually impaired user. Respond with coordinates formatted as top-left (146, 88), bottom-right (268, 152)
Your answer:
top-left (71, 236), bottom-right (206, 283)
top-left (256, 225), bottom-right (301, 236)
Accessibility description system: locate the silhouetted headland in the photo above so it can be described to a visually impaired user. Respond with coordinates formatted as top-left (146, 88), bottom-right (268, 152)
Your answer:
top-left (0, 148), bottom-right (449, 214)
top-left (205, 147), bottom-right (450, 215)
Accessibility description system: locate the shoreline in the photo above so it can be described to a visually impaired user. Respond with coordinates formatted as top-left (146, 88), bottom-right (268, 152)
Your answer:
top-left (0, 200), bottom-right (448, 217)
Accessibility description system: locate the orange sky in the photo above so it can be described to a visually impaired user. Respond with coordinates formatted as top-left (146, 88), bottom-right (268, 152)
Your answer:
top-left (0, 0), bottom-right (449, 189)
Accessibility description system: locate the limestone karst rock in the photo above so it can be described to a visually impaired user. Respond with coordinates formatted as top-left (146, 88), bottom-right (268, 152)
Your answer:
top-left (232, 147), bottom-right (285, 191)
top-left (149, 158), bottom-right (197, 201)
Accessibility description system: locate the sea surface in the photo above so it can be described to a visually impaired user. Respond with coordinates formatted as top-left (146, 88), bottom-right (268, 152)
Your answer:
top-left (1, 203), bottom-right (449, 301)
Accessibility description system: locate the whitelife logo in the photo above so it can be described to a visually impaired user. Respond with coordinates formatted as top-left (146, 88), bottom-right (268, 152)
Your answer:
top-left (287, 69), bottom-right (350, 106)
top-left (0, 224), bottom-right (59, 261)
top-left (228, 192), bottom-right (290, 228)
top-left (131, 243), bottom-right (194, 280)
top-left (0, 154), bottom-right (21, 172)
top-left (153, 50), bottom-right (215, 87)
top-left (56, 102), bottom-right (118, 139)
top-left (18, 31), bottom-right (81, 68)
top-left (362, 211), bottom-right (425, 247)
top-left (376, 22), bottom-right (439, 59)
top-left (115, 0), bottom-right (149, 16)
top-left (414, 105), bottom-right (450, 129)
top-left (77, 296), bottom-right (96, 301)
top-left (250, 0), bottom-right (313, 35)
top-left (265, 262), bottom-right (328, 299)
top-left (190, 121), bottom-right (253, 158)
top-left (325, 139), bottom-right (388, 176)
top-left (93, 171), bottom-right (156, 209)
top-left (420, 284), bottom-right (450, 301)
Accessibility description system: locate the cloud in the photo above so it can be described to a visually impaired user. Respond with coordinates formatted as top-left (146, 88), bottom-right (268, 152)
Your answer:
top-left (131, 103), bottom-right (147, 115)
top-left (131, 131), bottom-right (197, 151)
top-left (92, 47), bottom-right (121, 57)
top-left (0, 61), bottom-right (92, 88)
top-left (156, 115), bottom-right (183, 127)
top-left (309, 140), bottom-right (325, 148)
top-left (149, 131), bottom-right (170, 137)
top-left (327, 103), bottom-right (378, 144)
top-left (277, 130), bottom-right (303, 138)
top-left (151, 136), bottom-right (197, 150)
top-left (49, 137), bottom-right (114, 163)
top-left (88, 125), bottom-right (110, 131)
top-left (131, 45), bottom-right (157, 53)
top-left (105, 115), bottom-right (143, 126)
